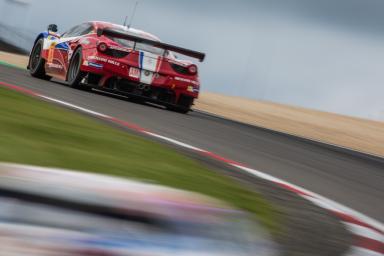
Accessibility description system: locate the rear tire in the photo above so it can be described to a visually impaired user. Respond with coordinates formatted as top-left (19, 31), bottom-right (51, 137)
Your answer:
top-left (67, 47), bottom-right (86, 89)
top-left (167, 95), bottom-right (194, 114)
top-left (28, 39), bottom-right (51, 80)
top-left (167, 105), bottom-right (190, 114)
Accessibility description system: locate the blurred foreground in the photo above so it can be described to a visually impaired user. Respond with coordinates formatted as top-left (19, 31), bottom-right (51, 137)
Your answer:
top-left (0, 163), bottom-right (275, 255)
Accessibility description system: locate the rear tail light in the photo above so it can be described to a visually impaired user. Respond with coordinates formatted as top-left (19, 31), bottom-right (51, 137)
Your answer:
top-left (188, 65), bottom-right (197, 75)
top-left (97, 42), bottom-right (108, 52)
top-left (170, 63), bottom-right (198, 75)
top-left (96, 42), bottom-right (129, 58)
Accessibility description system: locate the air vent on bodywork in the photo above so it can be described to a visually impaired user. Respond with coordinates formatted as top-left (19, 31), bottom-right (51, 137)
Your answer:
top-left (104, 49), bottom-right (129, 58)
top-left (170, 63), bottom-right (190, 75)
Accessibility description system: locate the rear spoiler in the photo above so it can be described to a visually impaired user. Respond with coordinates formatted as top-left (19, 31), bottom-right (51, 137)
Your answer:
top-left (97, 28), bottom-right (205, 62)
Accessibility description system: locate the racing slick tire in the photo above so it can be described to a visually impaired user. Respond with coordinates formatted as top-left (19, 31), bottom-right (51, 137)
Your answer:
top-left (28, 39), bottom-right (51, 80)
top-left (167, 105), bottom-right (191, 114)
top-left (67, 47), bottom-right (87, 90)
top-left (167, 95), bottom-right (194, 114)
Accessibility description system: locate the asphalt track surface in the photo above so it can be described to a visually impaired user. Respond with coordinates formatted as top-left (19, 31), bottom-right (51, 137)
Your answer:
top-left (0, 64), bottom-right (383, 224)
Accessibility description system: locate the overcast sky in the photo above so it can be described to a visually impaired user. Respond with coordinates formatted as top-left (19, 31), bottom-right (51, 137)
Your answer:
top-left (1, 0), bottom-right (383, 121)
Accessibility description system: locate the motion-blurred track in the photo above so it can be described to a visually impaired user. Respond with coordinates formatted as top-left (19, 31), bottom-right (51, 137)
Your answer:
top-left (0, 64), bottom-right (383, 222)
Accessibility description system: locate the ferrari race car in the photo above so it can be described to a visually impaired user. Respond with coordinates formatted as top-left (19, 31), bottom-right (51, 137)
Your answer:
top-left (27, 21), bottom-right (205, 113)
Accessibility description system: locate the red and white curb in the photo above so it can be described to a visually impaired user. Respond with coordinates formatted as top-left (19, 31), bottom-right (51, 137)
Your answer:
top-left (1, 81), bottom-right (383, 255)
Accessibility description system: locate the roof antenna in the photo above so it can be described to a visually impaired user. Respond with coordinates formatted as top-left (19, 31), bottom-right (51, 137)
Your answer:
top-left (124, 0), bottom-right (139, 29)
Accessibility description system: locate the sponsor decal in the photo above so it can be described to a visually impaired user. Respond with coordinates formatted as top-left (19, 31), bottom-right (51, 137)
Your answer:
top-left (47, 63), bottom-right (63, 70)
top-left (107, 59), bottom-right (120, 66)
top-left (89, 56), bottom-right (107, 62)
top-left (88, 62), bottom-right (103, 69)
top-left (129, 67), bottom-right (140, 79)
top-left (174, 77), bottom-right (199, 86)
top-left (88, 56), bottom-right (120, 66)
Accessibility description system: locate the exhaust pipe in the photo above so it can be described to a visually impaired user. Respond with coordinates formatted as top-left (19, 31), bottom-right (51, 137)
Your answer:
top-left (138, 84), bottom-right (150, 91)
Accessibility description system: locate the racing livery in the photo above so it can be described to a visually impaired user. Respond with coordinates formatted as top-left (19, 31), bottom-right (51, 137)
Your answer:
top-left (27, 21), bottom-right (205, 113)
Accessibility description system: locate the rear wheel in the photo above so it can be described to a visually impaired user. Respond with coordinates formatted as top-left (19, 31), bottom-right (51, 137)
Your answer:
top-left (28, 39), bottom-right (51, 80)
top-left (167, 106), bottom-right (190, 114)
top-left (67, 47), bottom-right (86, 89)
top-left (167, 95), bottom-right (194, 114)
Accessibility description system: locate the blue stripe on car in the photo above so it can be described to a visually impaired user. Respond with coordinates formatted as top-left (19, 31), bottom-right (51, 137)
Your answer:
top-left (139, 51), bottom-right (144, 69)
top-left (55, 42), bottom-right (69, 50)
top-left (88, 62), bottom-right (103, 69)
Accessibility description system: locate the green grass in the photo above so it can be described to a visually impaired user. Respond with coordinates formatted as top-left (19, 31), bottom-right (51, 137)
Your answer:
top-left (0, 60), bottom-right (24, 70)
top-left (0, 86), bottom-right (278, 232)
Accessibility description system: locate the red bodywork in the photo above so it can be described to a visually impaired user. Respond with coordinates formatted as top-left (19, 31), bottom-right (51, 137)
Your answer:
top-left (40, 21), bottom-right (204, 111)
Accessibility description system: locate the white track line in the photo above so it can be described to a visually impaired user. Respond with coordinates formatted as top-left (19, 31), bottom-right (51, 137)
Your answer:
top-left (344, 223), bottom-right (384, 242)
top-left (347, 247), bottom-right (383, 256)
top-left (143, 131), bottom-right (207, 152)
top-left (39, 95), bottom-right (110, 118)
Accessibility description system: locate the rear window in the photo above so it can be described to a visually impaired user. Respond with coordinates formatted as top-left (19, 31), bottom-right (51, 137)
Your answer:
top-left (107, 36), bottom-right (165, 56)
top-left (106, 27), bottom-right (165, 56)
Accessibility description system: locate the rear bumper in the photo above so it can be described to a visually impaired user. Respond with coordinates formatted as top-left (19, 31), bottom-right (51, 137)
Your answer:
top-left (96, 86), bottom-right (194, 111)
top-left (84, 73), bottom-right (196, 110)
top-left (79, 51), bottom-right (199, 108)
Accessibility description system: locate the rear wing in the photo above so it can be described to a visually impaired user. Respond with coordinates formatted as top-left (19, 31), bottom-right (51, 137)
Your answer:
top-left (97, 28), bottom-right (205, 62)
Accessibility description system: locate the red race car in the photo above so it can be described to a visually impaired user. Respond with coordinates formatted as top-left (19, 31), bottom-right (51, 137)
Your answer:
top-left (27, 21), bottom-right (205, 113)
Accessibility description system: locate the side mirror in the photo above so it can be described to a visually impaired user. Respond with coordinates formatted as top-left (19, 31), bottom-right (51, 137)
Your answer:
top-left (47, 24), bottom-right (58, 32)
